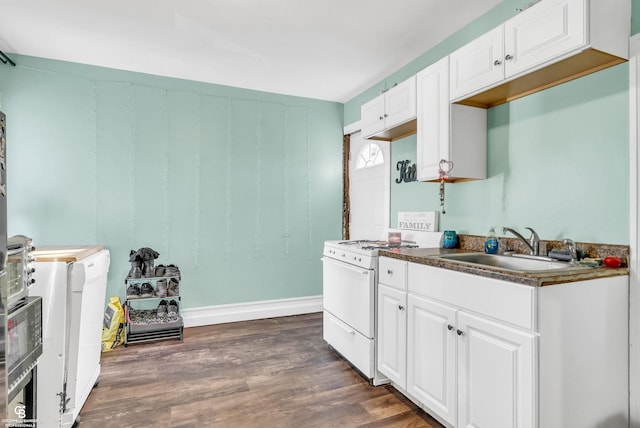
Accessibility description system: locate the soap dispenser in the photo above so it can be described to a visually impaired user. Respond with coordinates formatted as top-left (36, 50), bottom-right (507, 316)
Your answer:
top-left (485, 227), bottom-right (499, 254)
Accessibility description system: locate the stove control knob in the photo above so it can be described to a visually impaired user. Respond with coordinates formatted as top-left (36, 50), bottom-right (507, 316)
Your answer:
top-left (358, 257), bottom-right (361, 262)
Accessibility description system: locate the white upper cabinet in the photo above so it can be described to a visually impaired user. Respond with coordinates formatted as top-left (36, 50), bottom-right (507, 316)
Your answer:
top-left (450, 0), bottom-right (630, 107)
top-left (416, 57), bottom-right (486, 182)
top-left (503, 0), bottom-right (586, 77)
top-left (361, 76), bottom-right (417, 141)
top-left (449, 26), bottom-right (504, 101)
top-left (361, 96), bottom-right (386, 137)
top-left (384, 78), bottom-right (416, 130)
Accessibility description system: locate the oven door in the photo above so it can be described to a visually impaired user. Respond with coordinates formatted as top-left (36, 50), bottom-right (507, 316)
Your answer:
top-left (322, 257), bottom-right (374, 338)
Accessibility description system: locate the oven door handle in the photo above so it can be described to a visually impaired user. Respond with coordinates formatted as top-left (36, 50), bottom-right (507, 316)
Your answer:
top-left (333, 318), bottom-right (356, 336)
top-left (321, 257), bottom-right (370, 275)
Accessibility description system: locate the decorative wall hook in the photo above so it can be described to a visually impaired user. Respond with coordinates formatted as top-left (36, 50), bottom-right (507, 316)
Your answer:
top-left (438, 159), bottom-right (454, 214)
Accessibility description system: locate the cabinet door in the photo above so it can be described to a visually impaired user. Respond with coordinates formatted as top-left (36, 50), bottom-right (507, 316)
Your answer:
top-left (407, 294), bottom-right (457, 426)
top-left (449, 26), bottom-right (504, 100)
top-left (416, 57), bottom-right (450, 181)
top-left (384, 76), bottom-right (417, 129)
top-left (377, 284), bottom-right (407, 388)
top-left (504, 0), bottom-right (586, 78)
top-left (457, 311), bottom-right (537, 428)
top-left (361, 95), bottom-right (386, 138)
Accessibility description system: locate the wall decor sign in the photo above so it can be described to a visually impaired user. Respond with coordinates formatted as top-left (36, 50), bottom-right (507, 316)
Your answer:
top-left (396, 159), bottom-right (417, 183)
top-left (397, 211), bottom-right (439, 232)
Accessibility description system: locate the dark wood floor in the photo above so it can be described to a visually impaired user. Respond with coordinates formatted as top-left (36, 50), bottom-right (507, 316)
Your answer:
top-left (79, 312), bottom-right (444, 428)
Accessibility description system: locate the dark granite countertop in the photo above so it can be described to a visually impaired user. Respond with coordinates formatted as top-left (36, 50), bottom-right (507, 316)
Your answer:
top-left (379, 247), bottom-right (629, 287)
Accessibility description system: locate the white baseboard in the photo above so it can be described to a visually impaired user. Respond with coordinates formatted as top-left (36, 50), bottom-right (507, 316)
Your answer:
top-left (182, 295), bottom-right (323, 328)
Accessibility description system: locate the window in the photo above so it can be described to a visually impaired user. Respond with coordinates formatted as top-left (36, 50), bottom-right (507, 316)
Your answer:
top-left (356, 143), bottom-right (384, 169)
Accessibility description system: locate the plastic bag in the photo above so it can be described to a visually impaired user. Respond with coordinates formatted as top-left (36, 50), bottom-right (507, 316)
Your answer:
top-left (101, 296), bottom-right (125, 352)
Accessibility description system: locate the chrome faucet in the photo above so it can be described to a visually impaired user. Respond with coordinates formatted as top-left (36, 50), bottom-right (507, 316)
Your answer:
top-left (502, 227), bottom-right (540, 256)
top-left (562, 238), bottom-right (578, 264)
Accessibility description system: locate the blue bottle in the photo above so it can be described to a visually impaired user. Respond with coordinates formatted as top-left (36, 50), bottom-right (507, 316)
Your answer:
top-left (484, 227), bottom-right (499, 254)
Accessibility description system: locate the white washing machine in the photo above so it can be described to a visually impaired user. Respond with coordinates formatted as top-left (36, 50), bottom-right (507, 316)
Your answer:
top-left (30, 247), bottom-right (110, 428)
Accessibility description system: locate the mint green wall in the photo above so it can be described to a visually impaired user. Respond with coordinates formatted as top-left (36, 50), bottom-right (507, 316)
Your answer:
top-left (633, 0), bottom-right (640, 34)
top-left (351, 0), bottom-right (633, 245)
top-left (390, 64), bottom-right (628, 243)
top-left (0, 55), bottom-right (343, 307)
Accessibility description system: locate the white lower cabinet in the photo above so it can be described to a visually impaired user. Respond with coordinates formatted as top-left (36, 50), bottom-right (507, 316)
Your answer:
top-left (406, 294), bottom-right (457, 426)
top-left (377, 259), bottom-right (629, 428)
top-left (406, 294), bottom-right (535, 428)
top-left (456, 311), bottom-right (536, 428)
top-left (377, 283), bottom-right (407, 388)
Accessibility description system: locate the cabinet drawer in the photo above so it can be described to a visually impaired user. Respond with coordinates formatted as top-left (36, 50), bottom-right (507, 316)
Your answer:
top-left (378, 257), bottom-right (407, 290)
top-left (323, 311), bottom-right (374, 378)
top-left (408, 263), bottom-right (535, 331)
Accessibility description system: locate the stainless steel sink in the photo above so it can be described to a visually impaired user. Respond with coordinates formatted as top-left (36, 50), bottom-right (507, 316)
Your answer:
top-left (438, 253), bottom-right (588, 273)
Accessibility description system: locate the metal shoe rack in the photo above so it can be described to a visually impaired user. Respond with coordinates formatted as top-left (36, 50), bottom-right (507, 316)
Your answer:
top-left (124, 271), bottom-right (183, 346)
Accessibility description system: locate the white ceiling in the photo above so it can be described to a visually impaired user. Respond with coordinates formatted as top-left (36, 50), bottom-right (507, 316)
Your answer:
top-left (0, 0), bottom-right (503, 103)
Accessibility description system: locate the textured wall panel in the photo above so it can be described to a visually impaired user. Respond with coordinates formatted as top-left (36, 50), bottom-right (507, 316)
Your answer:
top-left (0, 55), bottom-right (344, 307)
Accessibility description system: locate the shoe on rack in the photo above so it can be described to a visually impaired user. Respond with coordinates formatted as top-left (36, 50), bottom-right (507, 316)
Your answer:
top-left (164, 264), bottom-right (181, 279)
top-left (157, 299), bottom-right (168, 318)
top-left (167, 300), bottom-right (178, 317)
top-left (140, 282), bottom-right (155, 298)
top-left (154, 264), bottom-right (166, 277)
top-left (156, 279), bottom-right (168, 298)
top-left (143, 260), bottom-right (155, 278)
top-left (128, 262), bottom-right (142, 279)
top-left (167, 278), bottom-right (180, 297)
top-left (126, 284), bottom-right (141, 299)
top-left (128, 250), bottom-right (143, 279)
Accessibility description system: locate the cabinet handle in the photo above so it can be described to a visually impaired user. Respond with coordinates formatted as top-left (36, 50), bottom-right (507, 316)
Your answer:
top-left (493, 59), bottom-right (502, 66)
top-left (398, 305), bottom-right (405, 311)
top-left (384, 113), bottom-right (388, 118)
top-left (457, 329), bottom-right (463, 336)
top-left (505, 54), bottom-right (513, 61)
top-left (379, 116), bottom-right (384, 120)
top-left (447, 324), bottom-right (454, 331)
top-left (387, 269), bottom-right (393, 275)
